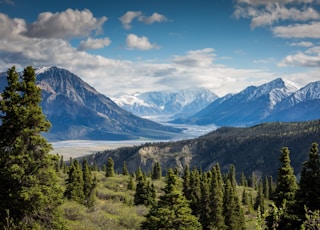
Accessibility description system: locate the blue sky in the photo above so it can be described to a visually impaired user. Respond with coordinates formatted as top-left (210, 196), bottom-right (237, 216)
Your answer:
top-left (0, 0), bottom-right (320, 96)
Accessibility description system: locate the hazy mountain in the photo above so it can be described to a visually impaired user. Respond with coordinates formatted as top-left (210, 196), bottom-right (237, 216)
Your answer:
top-left (113, 87), bottom-right (218, 119)
top-left (171, 78), bottom-right (318, 126)
top-left (0, 66), bottom-right (182, 141)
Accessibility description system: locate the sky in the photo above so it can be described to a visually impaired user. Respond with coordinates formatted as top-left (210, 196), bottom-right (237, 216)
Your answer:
top-left (0, 0), bottom-right (320, 97)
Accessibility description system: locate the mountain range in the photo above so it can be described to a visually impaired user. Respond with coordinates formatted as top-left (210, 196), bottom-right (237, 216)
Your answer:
top-left (0, 66), bottom-right (182, 141)
top-left (171, 78), bottom-right (320, 126)
top-left (112, 87), bottom-right (218, 119)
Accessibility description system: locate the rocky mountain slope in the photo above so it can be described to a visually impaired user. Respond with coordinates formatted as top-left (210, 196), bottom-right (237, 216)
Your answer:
top-left (0, 66), bottom-right (182, 141)
top-left (85, 119), bottom-right (320, 178)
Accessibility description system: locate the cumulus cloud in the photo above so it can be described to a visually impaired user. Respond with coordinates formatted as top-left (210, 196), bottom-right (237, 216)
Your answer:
top-left (126, 34), bottom-right (159, 50)
top-left (273, 22), bottom-right (320, 38)
top-left (173, 48), bottom-right (216, 67)
top-left (24, 9), bottom-right (107, 39)
top-left (138, 12), bottom-right (168, 24)
top-left (119, 11), bottom-right (142, 29)
top-left (0, 13), bottom-right (26, 39)
top-left (234, 3), bottom-right (320, 29)
top-left (279, 51), bottom-right (320, 67)
top-left (77, 37), bottom-right (111, 51)
top-left (119, 11), bottom-right (168, 29)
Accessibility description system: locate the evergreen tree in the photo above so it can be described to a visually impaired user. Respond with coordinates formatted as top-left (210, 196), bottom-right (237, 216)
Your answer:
top-left (273, 147), bottom-right (297, 207)
top-left (296, 142), bottom-right (320, 220)
top-left (210, 163), bottom-right (226, 229)
top-left (240, 172), bottom-right (247, 187)
top-left (0, 66), bottom-right (64, 229)
top-left (82, 158), bottom-right (96, 208)
top-left (134, 174), bottom-right (155, 206)
top-left (182, 165), bottom-right (191, 199)
top-left (268, 147), bottom-right (299, 229)
top-left (141, 168), bottom-right (202, 229)
top-left (263, 176), bottom-right (269, 199)
top-left (127, 174), bottom-right (135, 190)
top-left (227, 164), bottom-right (237, 188)
top-left (223, 179), bottom-right (245, 230)
top-left (59, 154), bottom-right (64, 171)
top-left (254, 181), bottom-right (265, 214)
top-left (105, 157), bottom-right (115, 177)
top-left (189, 168), bottom-right (202, 217)
top-left (64, 159), bottom-right (85, 204)
top-left (151, 161), bottom-right (162, 180)
top-left (199, 172), bottom-right (211, 229)
top-left (122, 161), bottom-right (129, 175)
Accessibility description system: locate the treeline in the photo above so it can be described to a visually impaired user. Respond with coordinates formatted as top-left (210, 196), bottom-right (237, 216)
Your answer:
top-left (64, 141), bottom-right (320, 229)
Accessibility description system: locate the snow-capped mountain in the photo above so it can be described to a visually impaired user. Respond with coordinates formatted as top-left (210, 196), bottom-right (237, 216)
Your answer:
top-left (264, 81), bottom-right (320, 122)
top-left (0, 66), bottom-right (182, 141)
top-left (113, 87), bottom-right (218, 119)
top-left (171, 78), bottom-right (312, 126)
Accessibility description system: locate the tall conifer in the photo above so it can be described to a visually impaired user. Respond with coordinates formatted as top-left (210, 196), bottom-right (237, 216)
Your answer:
top-left (0, 66), bottom-right (64, 229)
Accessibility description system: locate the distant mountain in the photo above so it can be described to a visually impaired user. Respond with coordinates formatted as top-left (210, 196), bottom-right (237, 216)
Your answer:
top-left (264, 81), bottom-right (320, 122)
top-left (171, 78), bottom-right (320, 126)
top-left (113, 87), bottom-right (218, 119)
top-left (0, 66), bottom-right (182, 141)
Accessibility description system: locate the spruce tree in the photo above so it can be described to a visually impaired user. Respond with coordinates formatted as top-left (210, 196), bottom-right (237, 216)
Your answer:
top-left (0, 66), bottom-right (64, 229)
top-left (199, 172), bottom-right (211, 229)
top-left (296, 142), bottom-right (320, 220)
top-left (141, 168), bottom-right (202, 229)
top-left (189, 168), bottom-right (202, 217)
top-left (268, 147), bottom-right (298, 229)
top-left (210, 163), bottom-right (226, 229)
top-left (254, 181), bottom-right (265, 214)
top-left (122, 161), bottom-right (129, 175)
top-left (64, 159), bottom-right (85, 204)
top-left (151, 161), bottom-right (162, 180)
top-left (82, 158), bottom-right (96, 208)
top-left (105, 157), bottom-right (115, 177)
top-left (273, 147), bottom-right (297, 207)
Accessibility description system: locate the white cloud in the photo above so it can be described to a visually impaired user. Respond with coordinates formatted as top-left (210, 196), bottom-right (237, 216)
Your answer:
top-left (138, 12), bottom-right (168, 24)
top-left (173, 48), bottom-right (216, 67)
top-left (289, 41), bottom-right (314, 47)
top-left (234, 3), bottom-right (320, 29)
top-left (126, 34), bottom-right (159, 50)
top-left (77, 37), bottom-right (111, 51)
top-left (279, 51), bottom-right (320, 67)
top-left (119, 11), bottom-right (142, 29)
top-left (273, 22), bottom-right (320, 38)
top-left (0, 13), bottom-right (26, 39)
top-left (119, 11), bottom-right (168, 29)
top-left (24, 9), bottom-right (107, 39)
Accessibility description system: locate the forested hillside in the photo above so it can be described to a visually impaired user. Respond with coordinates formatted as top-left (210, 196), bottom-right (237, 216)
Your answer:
top-left (87, 120), bottom-right (320, 178)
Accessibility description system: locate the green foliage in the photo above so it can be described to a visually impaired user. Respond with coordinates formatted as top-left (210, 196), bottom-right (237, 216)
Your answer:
top-left (141, 168), bottom-right (202, 230)
top-left (296, 143), bottom-right (320, 218)
top-left (134, 174), bottom-right (155, 206)
top-left (273, 147), bottom-right (297, 208)
top-left (122, 161), bottom-right (129, 175)
top-left (151, 161), bottom-right (162, 180)
top-left (0, 66), bottom-right (64, 229)
top-left (64, 159), bottom-right (85, 204)
top-left (106, 157), bottom-right (115, 177)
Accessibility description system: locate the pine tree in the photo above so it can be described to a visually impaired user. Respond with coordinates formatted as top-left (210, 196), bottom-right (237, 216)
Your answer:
top-left (134, 174), bottom-right (155, 206)
top-left (64, 159), bottom-right (85, 204)
top-left (273, 147), bottom-right (297, 207)
top-left (141, 168), bottom-right (202, 229)
top-left (268, 147), bottom-right (298, 229)
top-left (199, 172), bottom-right (211, 229)
top-left (151, 161), bottom-right (162, 180)
top-left (254, 181), bottom-right (265, 214)
top-left (82, 158), bottom-right (96, 208)
top-left (105, 157), bottom-right (115, 177)
top-left (210, 163), bottom-right (226, 229)
top-left (223, 179), bottom-right (245, 230)
top-left (122, 161), bottom-right (129, 175)
top-left (0, 66), bottom-right (64, 229)
top-left (296, 142), bottom-right (320, 220)
top-left (263, 176), bottom-right (269, 199)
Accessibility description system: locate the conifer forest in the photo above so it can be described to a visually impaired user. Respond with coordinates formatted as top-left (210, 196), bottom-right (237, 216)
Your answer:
top-left (0, 66), bottom-right (320, 229)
